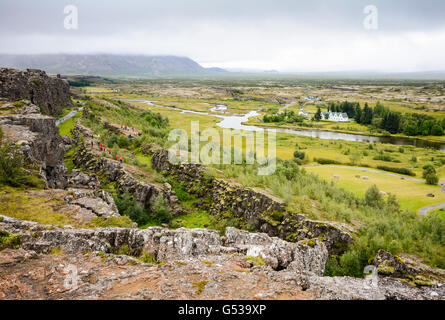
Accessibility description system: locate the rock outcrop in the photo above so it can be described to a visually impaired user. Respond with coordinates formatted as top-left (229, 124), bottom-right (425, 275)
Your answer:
top-left (72, 137), bottom-right (182, 216)
top-left (149, 146), bottom-right (354, 254)
top-left (0, 68), bottom-right (72, 115)
top-left (372, 250), bottom-right (445, 286)
top-left (0, 100), bottom-right (68, 188)
top-left (1, 215), bottom-right (443, 300)
top-left (0, 215), bottom-right (327, 275)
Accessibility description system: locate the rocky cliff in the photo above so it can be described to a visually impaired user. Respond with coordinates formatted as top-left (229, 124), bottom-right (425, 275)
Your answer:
top-left (148, 146), bottom-right (354, 254)
top-left (0, 100), bottom-right (68, 188)
top-left (72, 127), bottom-right (182, 216)
top-left (0, 68), bottom-right (72, 115)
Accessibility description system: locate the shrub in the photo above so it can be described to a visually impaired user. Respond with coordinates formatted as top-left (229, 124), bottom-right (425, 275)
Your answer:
top-left (114, 192), bottom-right (147, 225)
top-left (151, 195), bottom-right (172, 223)
top-left (376, 165), bottom-right (415, 176)
top-left (0, 230), bottom-right (21, 250)
top-left (373, 154), bottom-right (393, 162)
top-left (423, 165), bottom-right (439, 185)
top-left (293, 151), bottom-right (305, 160)
top-left (0, 138), bottom-right (43, 188)
top-left (314, 158), bottom-right (342, 165)
top-left (117, 135), bottom-right (131, 148)
top-left (106, 134), bottom-right (118, 148)
top-left (425, 173), bottom-right (439, 185)
top-left (166, 178), bottom-right (191, 202)
top-left (422, 164), bottom-right (436, 178)
top-left (365, 185), bottom-right (382, 208)
top-left (139, 251), bottom-right (160, 264)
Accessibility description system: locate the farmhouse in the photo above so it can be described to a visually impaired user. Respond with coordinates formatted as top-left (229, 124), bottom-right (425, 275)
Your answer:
top-left (304, 96), bottom-right (322, 102)
top-left (321, 112), bottom-right (349, 122)
top-left (298, 108), bottom-right (311, 120)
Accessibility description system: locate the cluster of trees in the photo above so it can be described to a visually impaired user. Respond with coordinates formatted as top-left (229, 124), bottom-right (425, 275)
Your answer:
top-left (114, 192), bottom-right (172, 226)
top-left (263, 110), bottom-right (306, 124)
top-left (423, 165), bottom-right (439, 185)
top-left (328, 101), bottom-right (445, 136)
top-left (143, 111), bottom-right (169, 128)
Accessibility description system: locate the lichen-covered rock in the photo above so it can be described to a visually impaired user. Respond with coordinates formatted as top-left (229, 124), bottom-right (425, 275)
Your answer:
top-left (70, 197), bottom-right (120, 219)
top-left (308, 275), bottom-right (440, 300)
top-left (1, 215), bottom-right (443, 299)
top-left (155, 228), bottom-right (222, 261)
top-left (0, 215), bottom-right (327, 276)
top-left (68, 169), bottom-right (100, 189)
top-left (225, 227), bottom-right (328, 275)
top-left (372, 249), bottom-right (445, 286)
top-left (0, 68), bottom-right (72, 115)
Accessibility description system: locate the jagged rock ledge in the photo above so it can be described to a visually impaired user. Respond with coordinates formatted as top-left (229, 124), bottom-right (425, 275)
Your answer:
top-left (0, 68), bottom-right (72, 115)
top-left (0, 215), bottom-right (327, 275)
top-left (148, 146), bottom-right (354, 254)
top-left (72, 133), bottom-right (182, 216)
top-left (1, 215), bottom-right (443, 300)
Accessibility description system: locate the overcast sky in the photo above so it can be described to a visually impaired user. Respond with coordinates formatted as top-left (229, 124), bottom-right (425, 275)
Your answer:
top-left (1, 0), bottom-right (444, 72)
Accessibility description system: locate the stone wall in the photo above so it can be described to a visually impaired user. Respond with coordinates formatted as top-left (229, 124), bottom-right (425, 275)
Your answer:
top-left (149, 146), bottom-right (354, 254)
top-left (0, 68), bottom-right (72, 115)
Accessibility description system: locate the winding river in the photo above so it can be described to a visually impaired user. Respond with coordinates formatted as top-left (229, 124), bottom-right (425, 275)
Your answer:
top-left (126, 99), bottom-right (445, 152)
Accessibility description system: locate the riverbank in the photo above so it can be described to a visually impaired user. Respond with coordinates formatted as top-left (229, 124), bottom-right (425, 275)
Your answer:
top-left (243, 118), bottom-right (445, 151)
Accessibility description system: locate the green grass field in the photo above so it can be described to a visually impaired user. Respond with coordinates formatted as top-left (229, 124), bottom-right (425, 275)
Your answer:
top-left (58, 114), bottom-right (80, 137)
top-left (87, 90), bottom-right (445, 214)
top-left (304, 165), bottom-right (445, 213)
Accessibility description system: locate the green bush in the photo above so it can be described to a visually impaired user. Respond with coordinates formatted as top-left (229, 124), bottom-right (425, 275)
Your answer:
top-left (376, 165), bottom-right (415, 176)
top-left (293, 151), bottom-right (305, 160)
top-left (114, 192), bottom-right (147, 225)
top-left (151, 195), bottom-right (172, 223)
top-left (117, 135), bottom-right (131, 148)
top-left (423, 165), bottom-right (439, 185)
top-left (0, 138), bottom-right (43, 188)
top-left (425, 173), bottom-right (439, 185)
top-left (314, 158), bottom-right (342, 165)
top-left (365, 185), bottom-right (383, 208)
top-left (106, 134), bottom-right (118, 148)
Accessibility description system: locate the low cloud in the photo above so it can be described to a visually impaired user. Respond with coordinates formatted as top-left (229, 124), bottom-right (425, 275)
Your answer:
top-left (1, 0), bottom-right (444, 72)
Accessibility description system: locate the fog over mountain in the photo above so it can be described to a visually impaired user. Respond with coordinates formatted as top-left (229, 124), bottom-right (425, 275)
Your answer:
top-left (0, 54), bottom-right (227, 76)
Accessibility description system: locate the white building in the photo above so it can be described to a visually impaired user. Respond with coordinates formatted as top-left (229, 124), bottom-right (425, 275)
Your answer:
top-left (298, 108), bottom-right (311, 120)
top-left (321, 112), bottom-right (349, 122)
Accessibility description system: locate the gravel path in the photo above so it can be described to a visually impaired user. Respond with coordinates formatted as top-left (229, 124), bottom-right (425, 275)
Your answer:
top-left (278, 101), bottom-right (298, 114)
top-left (56, 106), bottom-right (84, 126)
top-left (418, 203), bottom-right (445, 216)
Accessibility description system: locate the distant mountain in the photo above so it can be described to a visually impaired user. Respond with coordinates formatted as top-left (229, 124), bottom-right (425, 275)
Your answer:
top-left (0, 54), bottom-right (227, 77)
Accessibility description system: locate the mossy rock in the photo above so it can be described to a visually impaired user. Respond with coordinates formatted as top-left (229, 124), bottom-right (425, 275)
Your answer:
top-left (300, 238), bottom-right (316, 247)
top-left (377, 265), bottom-right (395, 275)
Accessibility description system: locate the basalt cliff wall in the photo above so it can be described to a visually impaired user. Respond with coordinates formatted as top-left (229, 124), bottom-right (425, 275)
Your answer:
top-left (0, 101), bottom-right (68, 188)
top-left (72, 129), bottom-right (183, 216)
top-left (0, 68), bottom-right (72, 115)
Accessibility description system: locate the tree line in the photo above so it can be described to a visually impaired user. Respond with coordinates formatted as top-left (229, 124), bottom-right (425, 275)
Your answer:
top-left (328, 101), bottom-right (445, 136)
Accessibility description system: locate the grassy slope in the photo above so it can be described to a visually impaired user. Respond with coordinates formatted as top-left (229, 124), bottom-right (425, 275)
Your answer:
top-left (304, 165), bottom-right (445, 212)
top-left (107, 91), bottom-right (445, 213)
